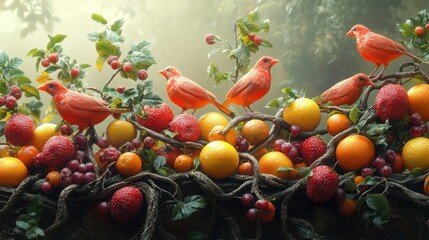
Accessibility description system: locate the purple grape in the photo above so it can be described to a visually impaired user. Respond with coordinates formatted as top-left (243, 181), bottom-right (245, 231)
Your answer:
top-left (379, 165), bottom-right (392, 178)
top-left (67, 160), bottom-right (80, 172)
top-left (410, 126), bottom-right (423, 138)
top-left (41, 181), bottom-right (53, 194)
top-left (289, 125), bottom-right (301, 137)
top-left (280, 142), bottom-right (293, 154)
top-left (255, 199), bottom-right (269, 211)
top-left (241, 193), bottom-right (254, 207)
top-left (61, 167), bottom-right (72, 177)
top-left (372, 157), bottom-right (386, 171)
top-left (409, 113), bottom-right (422, 126)
top-left (96, 137), bottom-right (110, 149)
top-left (384, 150), bottom-right (396, 164)
top-left (236, 135), bottom-right (244, 145)
top-left (421, 123), bottom-right (428, 134)
top-left (97, 201), bottom-right (110, 215)
top-left (291, 141), bottom-right (302, 154)
top-left (246, 208), bottom-right (257, 222)
top-left (124, 142), bottom-right (135, 151)
top-left (84, 172), bottom-right (96, 184)
top-left (77, 164), bottom-right (88, 174)
top-left (74, 134), bottom-right (88, 148)
top-left (236, 140), bottom-right (249, 152)
top-left (360, 167), bottom-right (374, 178)
top-left (86, 162), bottom-right (95, 172)
top-left (132, 138), bottom-right (142, 148)
top-left (143, 136), bottom-right (155, 149)
top-left (75, 150), bottom-right (86, 162)
top-left (334, 188), bottom-right (346, 204)
top-left (60, 175), bottom-right (72, 188)
top-left (287, 147), bottom-right (298, 160)
top-left (273, 139), bottom-right (286, 152)
top-left (60, 125), bottom-right (72, 136)
top-left (72, 172), bottom-right (85, 185)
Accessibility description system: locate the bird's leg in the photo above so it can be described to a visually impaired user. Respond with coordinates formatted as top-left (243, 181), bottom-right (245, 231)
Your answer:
top-left (191, 109), bottom-right (197, 115)
top-left (85, 126), bottom-right (99, 146)
top-left (373, 65), bottom-right (388, 81)
top-left (244, 106), bottom-right (256, 117)
top-left (368, 64), bottom-right (380, 78)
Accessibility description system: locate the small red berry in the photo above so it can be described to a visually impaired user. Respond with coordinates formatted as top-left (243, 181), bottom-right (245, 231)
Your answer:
top-left (0, 96), bottom-right (6, 107)
top-left (41, 58), bottom-right (50, 67)
top-left (116, 85), bottom-right (126, 94)
top-left (137, 69), bottom-right (148, 80)
top-left (253, 36), bottom-right (262, 46)
top-left (122, 62), bottom-right (133, 72)
top-left (106, 56), bottom-right (118, 65)
top-left (248, 33), bottom-right (256, 41)
top-left (48, 53), bottom-right (59, 64)
top-left (205, 34), bottom-right (216, 45)
top-left (110, 60), bottom-right (121, 70)
top-left (70, 68), bottom-right (80, 78)
top-left (425, 23), bottom-right (429, 31)
top-left (5, 95), bottom-right (17, 109)
top-left (415, 26), bottom-right (425, 36)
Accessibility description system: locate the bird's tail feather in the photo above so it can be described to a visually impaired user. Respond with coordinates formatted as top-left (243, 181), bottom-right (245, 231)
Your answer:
top-left (212, 101), bottom-right (235, 119)
top-left (405, 51), bottom-right (429, 64)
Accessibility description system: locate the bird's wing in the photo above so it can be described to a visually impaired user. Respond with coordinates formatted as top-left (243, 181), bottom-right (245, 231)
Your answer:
top-left (175, 77), bottom-right (218, 101)
top-left (62, 91), bottom-right (111, 112)
top-left (364, 33), bottom-right (407, 55)
top-left (321, 81), bottom-right (350, 102)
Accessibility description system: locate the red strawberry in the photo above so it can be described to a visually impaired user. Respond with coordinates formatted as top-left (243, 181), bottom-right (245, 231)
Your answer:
top-left (306, 165), bottom-right (339, 203)
top-left (110, 186), bottom-right (143, 222)
top-left (4, 113), bottom-right (35, 146)
top-left (35, 135), bottom-right (75, 168)
top-left (138, 103), bottom-right (174, 133)
top-left (156, 146), bottom-right (182, 168)
top-left (169, 113), bottom-right (200, 142)
top-left (300, 136), bottom-right (327, 166)
top-left (375, 84), bottom-right (408, 122)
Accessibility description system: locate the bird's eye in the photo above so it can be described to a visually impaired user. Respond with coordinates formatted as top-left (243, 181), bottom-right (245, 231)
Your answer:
top-left (263, 58), bottom-right (268, 63)
top-left (353, 27), bottom-right (357, 32)
top-left (166, 68), bottom-right (170, 72)
top-left (48, 83), bottom-right (55, 88)
top-left (358, 76), bottom-right (364, 81)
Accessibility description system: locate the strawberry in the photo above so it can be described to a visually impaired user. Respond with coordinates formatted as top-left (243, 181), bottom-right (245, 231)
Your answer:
top-left (300, 136), bottom-right (327, 166)
top-left (110, 186), bottom-right (143, 222)
top-left (35, 135), bottom-right (75, 168)
top-left (156, 146), bottom-right (182, 168)
top-left (375, 84), bottom-right (408, 122)
top-left (169, 113), bottom-right (200, 142)
top-left (306, 165), bottom-right (339, 203)
top-left (4, 113), bottom-right (35, 146)
top-left (138, 103), bottom-right (174, 133)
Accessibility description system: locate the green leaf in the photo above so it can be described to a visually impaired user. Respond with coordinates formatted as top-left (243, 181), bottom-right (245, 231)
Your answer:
top-left (364, 176), bottom-right (377, 186)
top-left (46, 34), bottom-right (67, 50)
top-left (17, 104), bottom-right (31, 115)
top-left (16, 215), bottom-right (32, 230)
top-left (111, 19), bottom-right (124, 34)
top-left (87, 32), bottom-right (100, 42)
top-left (0, 50), bottom-right (9, 66)
top-left (26, 48), bottom-right (45, 58)
top-left (91, 13), bottom-right (108, 25)
top-left (25, 100), bottom-right (43, 120)
top-left (261, 39), bottom-right (273, 48)
top-left (16, 76), bottom-right (32, 86)
top-left (248, 7), bottom-right (260, 22)
top-left (26, 226), bottom-right (45, 239)
top-left (265, 99), bottom-right (280, 109)
top-left (261, 19), bottom-right (270, 33)
top-left (409, 167), bottom-right (424, 176)
top-left (277, 166), bottom-right (296, 173)
top-left (170, 195), bottom-right (207, 221)
top-left (366, 194), bottom-right (389, 212)
top-left (9, 57), bottom-right (23, 68)
top-left (96, 40), bottom-right (121, 58)
top-left (153, 156), bottom-right (166, 170)
top-left (0, 121), bottom-right (4, 136)
top-left (21, 85), bottom-right (41, 100)
top-left (0, 81), bottom-right (8, 94)
top-left (349, 106), bottom-right (359, 124)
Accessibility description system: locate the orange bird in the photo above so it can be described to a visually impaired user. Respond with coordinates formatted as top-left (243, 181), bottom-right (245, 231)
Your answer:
top-left (320, 73), bottom-right (373, 106)
top-left (158, 66), bottom-right (235, 118)
top-left (347, 24), bottom-right (422, 79)
top-left (223, 56), bottom-right (279, 112)
top-left (38, 80), bottom-right (128, 132)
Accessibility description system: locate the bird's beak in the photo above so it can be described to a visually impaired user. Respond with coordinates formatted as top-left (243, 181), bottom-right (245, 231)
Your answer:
top-left (367, 80), bottom-right (374, 86)
top-left (346, 30), bottom-right (354, 37)
top-left (158, 69), bottom-right (167, 79)
top-left (37, 83), bottom-right (48, 92)
top-left (271, 59), bottom-right (279, 65)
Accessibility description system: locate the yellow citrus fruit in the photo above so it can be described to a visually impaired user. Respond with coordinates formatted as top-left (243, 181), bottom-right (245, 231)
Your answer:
top-left (407, 83), bottom-right (429, 121)
top-left (207, 125), bottom-right (237, 146)
top-left (242, 119), bottom-right (269, 145)
top-left (423, 174), bottom-right (429, 196)
top-left (0, 157), bottom-right (28, 187)
top-left (116, 152), bottom-right (142, 176)
top-left (173, 154), bottom-right (194, 173)
top-left (198, 112), bottom-right (229, 140)
top-left (29, 123), bottom-right (60, 151)
top-left (402, 137), bottom-right (429, 171)
top-left (282, 98), bottom-right (321, 131)
top-left (259, 151), bottom-right (294, 179)
top-left (199, 141), bottom-right (239, 179)
top-left (336, 135), bottom-right (375, 171)
top-left (326, 113), bottom-right (351, 136)
top-left (106, 120), bottom-right (137, 148)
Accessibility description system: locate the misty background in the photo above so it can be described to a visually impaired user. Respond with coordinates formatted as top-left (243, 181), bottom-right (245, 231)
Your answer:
top-left (0, 0), bottom-right (428, 134)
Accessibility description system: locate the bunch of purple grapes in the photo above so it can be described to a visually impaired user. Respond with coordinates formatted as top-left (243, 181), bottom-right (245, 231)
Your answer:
top-left (236, 135), bottom-right (249, 152)
top-left (60, 159), bottom-right (96, 188)
top-left (240, 193), bottom-right (271, 222)
top-left (408, 113), bottom-right (428, 138)
top-left (273, 138), bottom-right (301, 164)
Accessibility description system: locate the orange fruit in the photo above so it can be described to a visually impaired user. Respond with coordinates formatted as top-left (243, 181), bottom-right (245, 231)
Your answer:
top-left (116, 152), bottom-right (142, 176)
top-left (282, 98), bottom-right (321, 131)
top-left (207, 125), bottom-right (237, 146)
top-left (0, 157), bottom-right (28, 187)
top-left (251, 146), bottom-right (269, 160)
top-left (106, 120), bottom-right (137, 148)
top-left (46, 170), bottom-right (60, 187)
top-left (16, 145), bottom-right (39, 168)
top-left (407, 83), bottom-right (429, 121)
top-left (173, 154), bottom-right (194, 173)
top-left (242, 119), bottom-right (269, 145)
top-left (353, 175), bottom-right (365, 185)
top-left (423, 174), bottom-right (429, 196)
top-left (237, 162), bottom-right (253, 176)
top-left (391, 153), bottom-right (405, 174)
top-left (336, 135), bottom-right (375, 171)
top-left (29, 123), bottom-right (60, 151)
top-left (198, 112), bottom-right (229, 140)
top-left (326, 113), bottom-right (351, 136)
top-left (338, 199), bottom-right (357, 216)
top-left (290, 162), bottom-right (306, 179)
top-left (199, 141), bottom-right (239, 179)
top-left (259, 151), bottom-right (294, 179)
top-left (402, 137), bottom-right (429, 171)
top-left (259, 201), bottom-right (276, 222)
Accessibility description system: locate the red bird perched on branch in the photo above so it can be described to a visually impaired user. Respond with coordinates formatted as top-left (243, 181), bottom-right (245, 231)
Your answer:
top-left (347, 24), bottom-right (422, 79)
top-left (320, 73), bottom-right (373, 106)
top-left (38, 80), bottom-right (129, 132)
top-left (223, 56), bottom-right (279, 112)
top-left (158, 66), bottom-right (235, 118)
